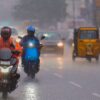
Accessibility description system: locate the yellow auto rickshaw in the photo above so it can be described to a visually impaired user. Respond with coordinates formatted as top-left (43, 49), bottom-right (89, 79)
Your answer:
top-left (72, 27), bottom-right (100, 62)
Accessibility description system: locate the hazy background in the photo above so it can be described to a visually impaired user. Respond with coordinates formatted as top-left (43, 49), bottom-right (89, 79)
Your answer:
top-left (0, 0), bottom-right (96, 35)
top-left (0, 0), bottom-right (19, 25)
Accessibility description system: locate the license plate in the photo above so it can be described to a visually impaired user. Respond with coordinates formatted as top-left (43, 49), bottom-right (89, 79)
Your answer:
top-left (0, 61), bottom-right (10, 65)
top-left (87, 51), bottom-right (93, 55)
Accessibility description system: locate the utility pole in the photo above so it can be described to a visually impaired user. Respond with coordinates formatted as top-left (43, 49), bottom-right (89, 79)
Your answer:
top-left (92, 0), bottom-right (97, 27)
top-left (91, 0), bottom-right (100, 27)
top-left (72, 0), bottom-right (76, 28)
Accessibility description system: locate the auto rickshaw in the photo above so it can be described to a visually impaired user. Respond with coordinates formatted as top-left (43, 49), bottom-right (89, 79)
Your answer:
top-left (72, 27), bottom-right (100, 62)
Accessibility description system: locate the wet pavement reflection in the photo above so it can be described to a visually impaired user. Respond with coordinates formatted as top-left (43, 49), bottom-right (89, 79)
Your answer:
top-left (1, 49), bottom-right (100, 100)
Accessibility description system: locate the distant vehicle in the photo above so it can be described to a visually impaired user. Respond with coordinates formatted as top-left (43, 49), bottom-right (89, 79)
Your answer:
top-left (36, 32), bottom-right (64, 55)
top-left (72, 27), bottom-right (100, 62)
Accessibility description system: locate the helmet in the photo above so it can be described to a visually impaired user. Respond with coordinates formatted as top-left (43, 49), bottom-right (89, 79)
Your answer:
top-left (1, 26), bottom-right (12, 40)
top-left (27, 25), bottom-right (35, 35)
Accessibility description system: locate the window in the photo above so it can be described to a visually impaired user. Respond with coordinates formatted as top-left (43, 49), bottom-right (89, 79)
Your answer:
top-left (79, 31), bottom-right (97, 39)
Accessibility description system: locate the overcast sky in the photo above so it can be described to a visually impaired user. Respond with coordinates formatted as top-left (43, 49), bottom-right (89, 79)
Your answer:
top-left (0, 0), bottom-right (19, 22)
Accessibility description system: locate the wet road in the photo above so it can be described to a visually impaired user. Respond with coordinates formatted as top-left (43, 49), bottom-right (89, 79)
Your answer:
top-left (1, 45), bottom-right (100, 100)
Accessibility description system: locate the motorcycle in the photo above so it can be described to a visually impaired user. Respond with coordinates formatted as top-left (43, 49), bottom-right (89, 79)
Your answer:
top-left (19, 35), bottom-right (45, 78)
top-left (0, 48), bottom-right (19, 99)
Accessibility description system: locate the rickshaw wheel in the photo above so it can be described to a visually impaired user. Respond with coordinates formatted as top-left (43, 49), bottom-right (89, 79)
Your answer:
top-left (72, 54), bottom-right (76, 61)
top-left (87, 57), bottom-right (91, 62)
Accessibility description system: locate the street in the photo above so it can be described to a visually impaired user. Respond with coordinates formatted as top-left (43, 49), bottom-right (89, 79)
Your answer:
top-left (0, 0), bottom-right (100, 100)
top-left (1, 45), bottom-right (100, 100)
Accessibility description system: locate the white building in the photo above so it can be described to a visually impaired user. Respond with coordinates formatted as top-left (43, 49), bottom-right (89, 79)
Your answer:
top-left (66, 0), bottom-right (86, 18)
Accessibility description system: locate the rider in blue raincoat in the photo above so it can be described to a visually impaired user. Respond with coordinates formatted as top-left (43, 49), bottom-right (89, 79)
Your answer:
top-left (20, 25), bottom-right (40, 72)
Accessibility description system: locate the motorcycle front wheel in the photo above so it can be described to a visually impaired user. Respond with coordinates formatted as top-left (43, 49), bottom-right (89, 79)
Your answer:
top-left (31, 73), bottom-right (35, 79)
top-left (2, 91), bottom-right (8, 99)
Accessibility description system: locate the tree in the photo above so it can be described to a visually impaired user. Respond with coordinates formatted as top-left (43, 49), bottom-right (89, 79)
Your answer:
top-left (13, 0), bottom-right (67, 27)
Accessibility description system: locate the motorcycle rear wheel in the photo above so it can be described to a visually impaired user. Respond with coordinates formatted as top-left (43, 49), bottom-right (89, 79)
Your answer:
top-left (31, 73), bottom-right (35, 79)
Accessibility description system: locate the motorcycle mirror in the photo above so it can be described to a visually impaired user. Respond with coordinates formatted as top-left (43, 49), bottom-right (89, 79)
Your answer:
top-left (18, 36), bottom-right (23, 39)
top-left (41, 35), bottom-right (45, 40)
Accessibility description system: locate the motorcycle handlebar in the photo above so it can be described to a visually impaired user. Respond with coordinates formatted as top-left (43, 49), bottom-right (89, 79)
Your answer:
top-left (12, 50), bottom-right (20, 55)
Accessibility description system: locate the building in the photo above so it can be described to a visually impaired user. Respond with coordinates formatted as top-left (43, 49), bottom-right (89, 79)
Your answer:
top-left (65, 0), bottom-right (92, 28)
top-left (66, 0), bottom-right (86, 19)
top-left (94, 0), bottom-right (100, 27)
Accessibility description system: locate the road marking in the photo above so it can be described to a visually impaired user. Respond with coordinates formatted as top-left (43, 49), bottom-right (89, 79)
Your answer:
top-left (92, 93), bottom-right (100, 98)
top-left (69, 81), bottom-right (82, 88)
top-left (54, 73), bottom-right (63, 78)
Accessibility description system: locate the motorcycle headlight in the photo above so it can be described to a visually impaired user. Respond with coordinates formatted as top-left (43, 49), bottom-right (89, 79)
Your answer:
top-left (72, 43), bottom-right (74, 47)
top-left (16, 38), bottom-right (21, 43)
top-left (0, 67), bottom-right (11, 74)
top-left (1, 69), bottom-right (9, 73)
top-left (29, 42), bottom-right (34, 47)
top-left (57, 42), bottom-right (64, 47)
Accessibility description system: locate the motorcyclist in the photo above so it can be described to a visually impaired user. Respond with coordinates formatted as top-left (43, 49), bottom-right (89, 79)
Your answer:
top-left (0, 26), bottom-right (20, 90)
top-left (20, 25), bottom-right (40, 72)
